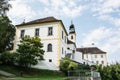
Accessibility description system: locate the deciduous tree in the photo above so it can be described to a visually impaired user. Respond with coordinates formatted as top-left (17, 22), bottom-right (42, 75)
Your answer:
top-left (0, 16), bottom-right (15, 53)
top-left (0, 0), bottom-right (11, 15)
top-left (16, 35), bottom-right (44, 68)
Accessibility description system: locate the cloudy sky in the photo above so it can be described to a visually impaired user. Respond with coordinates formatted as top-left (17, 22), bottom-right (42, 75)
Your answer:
top-left (8, 0), bottom-right (120, 63)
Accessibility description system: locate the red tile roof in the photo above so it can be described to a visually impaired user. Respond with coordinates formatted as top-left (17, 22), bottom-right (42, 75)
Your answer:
top-left (76, 47), bottom-right (106, 54)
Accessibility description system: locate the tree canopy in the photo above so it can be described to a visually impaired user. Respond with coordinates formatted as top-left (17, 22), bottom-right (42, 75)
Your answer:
top-left (0, 16), bottom-right (15, 53)
top-left (97, 63), bottom-right (120, 80)
top-left (0, 0), bottom-right (11, 16)
top-left (16, 35), bottom-right (45, 68)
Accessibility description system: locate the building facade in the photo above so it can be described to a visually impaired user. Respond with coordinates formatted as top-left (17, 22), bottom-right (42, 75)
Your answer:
top-left (77, 47), bottom-right (107, 66)
top-left (14, 17), bottom-right (76, 70)
top-left (14, 17), bottom-right (107, 70)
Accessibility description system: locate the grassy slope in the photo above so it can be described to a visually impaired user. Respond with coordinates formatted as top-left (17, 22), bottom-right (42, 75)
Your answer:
top-left (0, 65), bottom-right (66, 80)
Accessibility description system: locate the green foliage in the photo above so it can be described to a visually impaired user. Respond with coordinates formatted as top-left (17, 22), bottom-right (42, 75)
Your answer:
top-left (78, 64), bottom-right (90, 70)
top-left (0, 0), bottom-right (11, 15)
top-left (16, 35), bottom-right (44, 68)
top-left (0, 65), bottom-right (65, 79)
top-left (0, 16), bottom-right (15, 53)
top-left (97, 63), bottom-right (120, 80)
top-left (0, 51), bottom-right (17, 65)
top-left (60, 58), bottom-right (78, 75)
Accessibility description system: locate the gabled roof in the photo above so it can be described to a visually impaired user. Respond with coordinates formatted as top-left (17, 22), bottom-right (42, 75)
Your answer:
top-left (76, 47), bottom-right (106, 54)
top-left (16, 16), bottom-right (68, 35)
top-left (16, 17), bottom-right (59, 26)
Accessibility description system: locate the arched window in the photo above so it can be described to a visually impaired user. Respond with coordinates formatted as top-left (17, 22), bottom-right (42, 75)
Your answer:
top-left (47, 44), bottom-right (52, 52)
top-left (71, 36), bottom-right (73, 39)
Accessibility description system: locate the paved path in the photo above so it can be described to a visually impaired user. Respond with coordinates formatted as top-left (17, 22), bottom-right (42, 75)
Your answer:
top-left (0, 70), bottom-right (16, 77)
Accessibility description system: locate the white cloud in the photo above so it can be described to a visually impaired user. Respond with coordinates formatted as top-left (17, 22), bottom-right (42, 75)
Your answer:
top-left (98, 15), bottom-right (120, 27)
top-left (90, 0), bottom-right (120, 27)
top-left (8, 0), bottom-right (36, 24)
top-left (7, 0), bottom-right (86, 24)
top-left (81, 27), bottom-right (120, 63)
top-left (38, 0), bottom-right (50, 6)
top-left (81, 27), bottom-right (112, 46)
top-left (37, 0), bottom-right (86, 18)
top-left (92, 0), bottom-right (120, 15)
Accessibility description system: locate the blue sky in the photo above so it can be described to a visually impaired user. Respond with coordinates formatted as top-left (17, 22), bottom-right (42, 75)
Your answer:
top-left (8, 0), bottom-right (120, 63)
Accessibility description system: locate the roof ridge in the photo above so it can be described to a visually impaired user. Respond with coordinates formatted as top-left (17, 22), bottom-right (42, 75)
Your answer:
top-left (16, 16), bottom-right (59, 26)
top-left (77, 47), bottom-right (106, 53)
top-left (26, 16), bottom-right (58, 23)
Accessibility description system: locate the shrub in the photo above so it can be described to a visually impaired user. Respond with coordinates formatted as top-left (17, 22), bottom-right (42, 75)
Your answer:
top-left (0, 51), bottom-right (17, 65)
top-left (60, 58), bottom-right (78, 75)
top-left (97, 63), bottom-right (120, 80)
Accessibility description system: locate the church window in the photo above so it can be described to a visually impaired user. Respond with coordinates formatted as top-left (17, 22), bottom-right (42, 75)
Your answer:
top-left (47, 44), bottom-right (52, 52)
top-left (71, 36), bottom-right (73, 39)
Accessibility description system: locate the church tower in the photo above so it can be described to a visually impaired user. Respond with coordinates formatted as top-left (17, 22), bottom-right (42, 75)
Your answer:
top-left (68, 22), bottom-right (76, 43)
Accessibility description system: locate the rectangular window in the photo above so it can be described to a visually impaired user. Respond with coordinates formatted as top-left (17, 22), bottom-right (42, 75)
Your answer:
top-left (96, 61), bottom-right (99, 64)
top-left (101, 61), bottom-right (104, 64)
top-left (73, 50), bottom-right (75, 53)
top-left (95, 54), bottom-right (97, 58)
top-left (86, 54), bottom-right (88, 58)
top-left (20, 30), bottom-right (25, 38)
top-left (65, 36), bottom-right (66, 43)
top-left (48, 27), bottom-right (53, 36)
top-left (62, 31), bottom-right (63, 39)
top-left (62, 47), bottom-right (64, 54)
top-left (35, 28), bottom-right (39, 36)
top-left (101, 55), bottom-right (103, 58)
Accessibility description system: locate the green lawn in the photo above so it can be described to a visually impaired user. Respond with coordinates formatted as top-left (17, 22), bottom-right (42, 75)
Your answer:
top-left (0, 76), bottom-right (66, 80)
top-left (0, 65), bottom-right (67, 80)
top-left (10, 77), bottom-right (65, 80)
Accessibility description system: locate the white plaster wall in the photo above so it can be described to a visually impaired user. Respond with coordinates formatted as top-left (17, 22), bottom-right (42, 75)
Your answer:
top-left (92, 54), bottom-right (107, 66)
top-left (16, 23), bottom-right (59, 41)
top-left (14, 23), bottom-right (60, 69)
top-left (59, 26), bottom-right (68, 59)
top-left (74, 52), bottom-right (83, 63)
top-left (84, 53), bottom-right (107, 66)
top-left (68, 33), bottom-right (76, 43)
top-left (41, 40), bottom-right (58, 66)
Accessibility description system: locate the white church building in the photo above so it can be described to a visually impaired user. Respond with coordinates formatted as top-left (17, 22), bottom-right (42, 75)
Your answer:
top-left (13, 17), bottom-right (107, 70)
